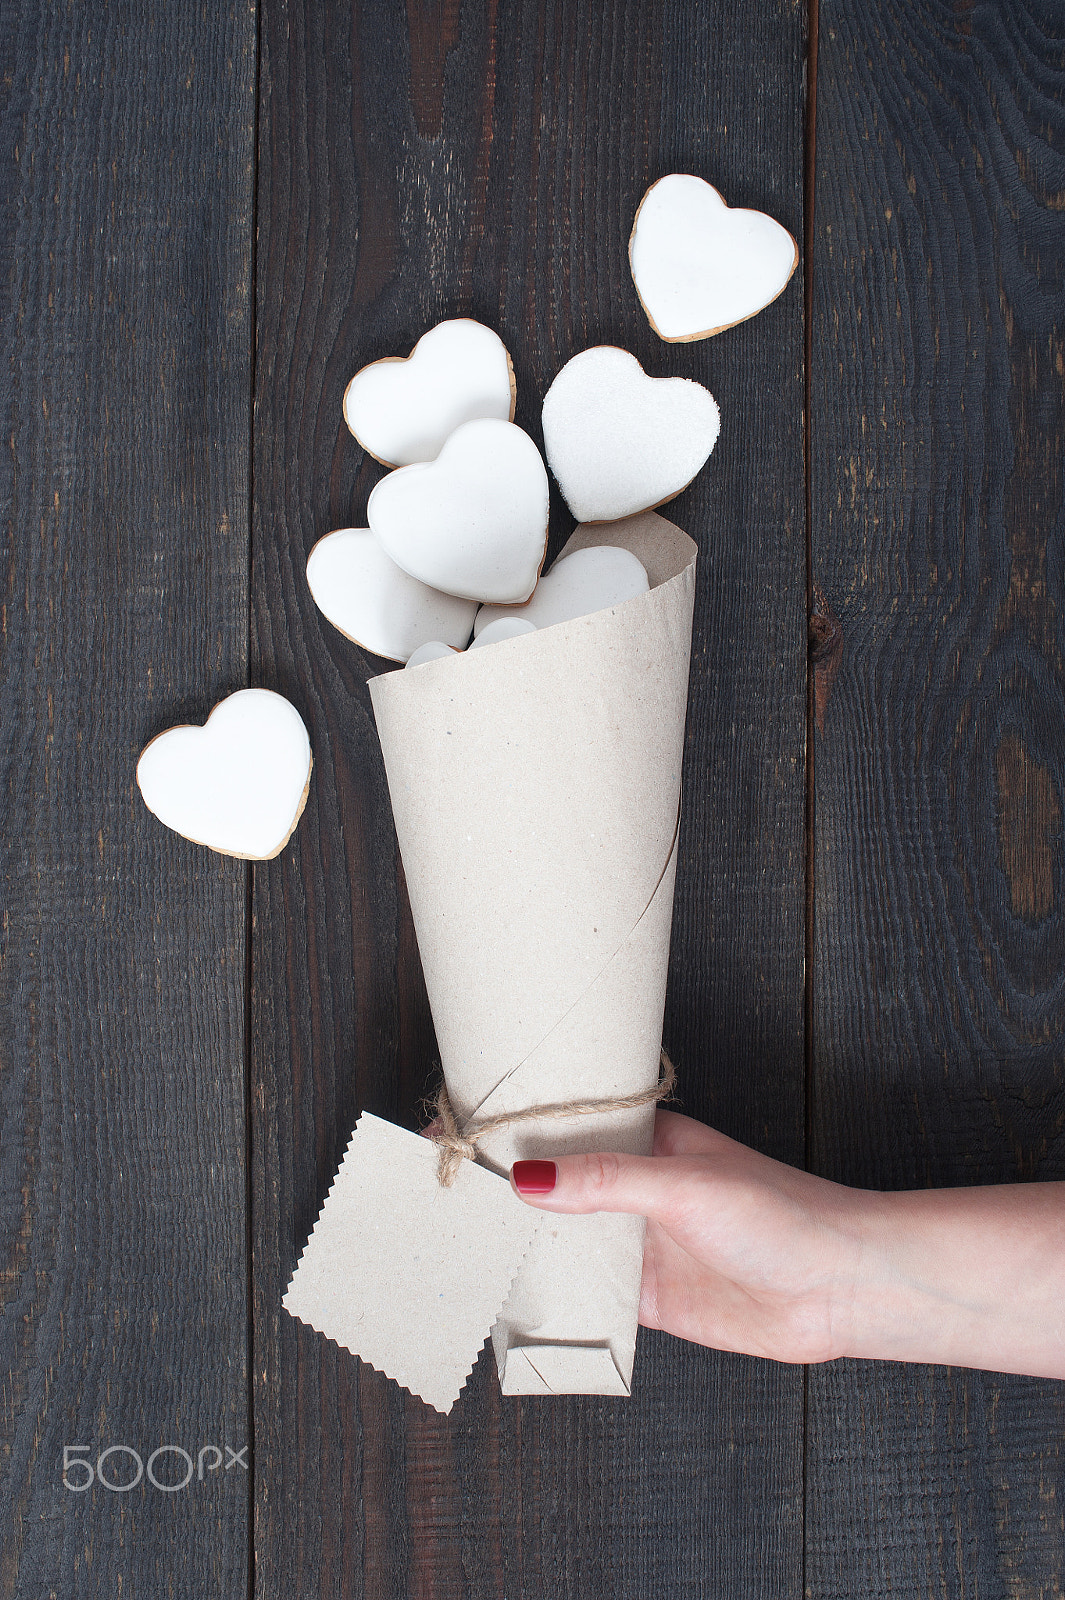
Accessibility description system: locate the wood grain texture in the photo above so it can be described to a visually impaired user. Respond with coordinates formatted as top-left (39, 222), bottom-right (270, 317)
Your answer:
top-left (249, 1), bottom-right (808, 1595)
top-left (808, 0), bottom-right (1065, 1594)
top-left (0, 1), bottom-right (256, 1595)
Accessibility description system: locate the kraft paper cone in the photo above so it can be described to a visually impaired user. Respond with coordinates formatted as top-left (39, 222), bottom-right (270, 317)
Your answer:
top-left (368, 510), bottom-right (697, 1397)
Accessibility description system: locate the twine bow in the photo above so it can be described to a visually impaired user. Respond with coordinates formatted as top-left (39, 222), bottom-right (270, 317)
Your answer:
top-left (427, 1049), bottom-right (678, 1186)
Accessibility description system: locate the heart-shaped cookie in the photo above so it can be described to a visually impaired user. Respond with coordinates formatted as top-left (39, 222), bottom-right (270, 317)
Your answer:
top-left (629, 174), bottom-right (798, 342)
top-left (343, 319), bottom-right (516, 466)
top-left (474, 544), bottom-right (649, 636)
top-left (469, 616), bottom-right (538, 648)
top-left (405, 641), bottom-right (460, 669)
top-left (541, 347), bottom-right (719, 523)
top-left (137, 689), bottom-right (312, 860)
top-left (306, 527), bottom-right (477, 662)
top-left (367, 417), bottom-right (550, 604)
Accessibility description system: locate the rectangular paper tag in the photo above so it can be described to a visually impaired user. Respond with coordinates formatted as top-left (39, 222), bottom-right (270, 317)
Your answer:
top-left (282, 1113), bottom-right (541, 1414)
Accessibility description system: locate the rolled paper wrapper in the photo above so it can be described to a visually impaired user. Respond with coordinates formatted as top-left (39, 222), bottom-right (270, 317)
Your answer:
top-left (368, 510), bottom-right (697, 1396)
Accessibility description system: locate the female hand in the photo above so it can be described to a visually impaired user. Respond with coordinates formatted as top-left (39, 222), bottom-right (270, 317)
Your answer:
top-left (509, 1109), bottom-right (1065, 1378)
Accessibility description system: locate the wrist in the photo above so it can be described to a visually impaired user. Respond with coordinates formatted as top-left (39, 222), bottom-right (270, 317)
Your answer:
top-left (833, 1187), bottom-right (961, 1365)
top-left (833, 1181), bottom-right (1065, 1377)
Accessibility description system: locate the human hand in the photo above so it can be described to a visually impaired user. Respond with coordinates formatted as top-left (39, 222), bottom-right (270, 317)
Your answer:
top-left (510, 1108), bottom-right (868, 1364)
top-left (509, 1109), bottom-right (1065, 1378)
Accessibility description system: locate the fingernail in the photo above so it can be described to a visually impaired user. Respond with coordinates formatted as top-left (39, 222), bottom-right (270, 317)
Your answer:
top-left (511, 1159), bottom-right (557, 1195)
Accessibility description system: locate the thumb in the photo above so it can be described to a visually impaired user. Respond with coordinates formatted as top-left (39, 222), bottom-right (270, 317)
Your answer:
top-left (509, 1151), bottom-right (679, 1222)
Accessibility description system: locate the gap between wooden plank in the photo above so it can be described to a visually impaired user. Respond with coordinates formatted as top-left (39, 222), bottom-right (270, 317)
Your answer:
top-left (803, 0), bottom-right (820, 1170)
top-left (245, 5), bottom-right (264, 1599)
top-left (802, 0), bottom-right (820, 1596)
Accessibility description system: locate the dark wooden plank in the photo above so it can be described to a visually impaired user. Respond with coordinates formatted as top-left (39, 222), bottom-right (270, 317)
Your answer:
top-left (808, 0), bottom-right (1065, 1593)
top-left (0, 3), bottom-right (256, 1595)
top-left (250, 1), bottom-right (808, 1596)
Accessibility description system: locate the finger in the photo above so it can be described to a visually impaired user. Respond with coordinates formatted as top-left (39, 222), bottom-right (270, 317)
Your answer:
top-left (654, 1108), bottom-right (758, 1165)
top-left (652, 1107), bottom-right (732, 1158)
top-left (509, 1150), bottom-right (694, 1223)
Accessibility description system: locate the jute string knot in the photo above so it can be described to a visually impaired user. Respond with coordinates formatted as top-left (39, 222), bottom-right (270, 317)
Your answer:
top-left (427, 1049), bottom-right (677, 1187)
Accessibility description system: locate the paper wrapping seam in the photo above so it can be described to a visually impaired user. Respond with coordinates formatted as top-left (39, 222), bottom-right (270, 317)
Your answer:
top-left (454, 802), bottom-right (681, 1144)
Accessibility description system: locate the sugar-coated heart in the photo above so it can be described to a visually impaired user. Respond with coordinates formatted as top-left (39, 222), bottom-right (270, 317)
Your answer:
top-left (404, 618), bottom-right (536, 669)
top-left (405, 641), bottom-right (460, 668)
top-left (137, 689), bottom-right (312, 860)
top-left (629, 174), bottom-right (798, 342)
top-left (367, 417), bottom-right (550, 604)
top-left (541, 347), bottom-right (719, 523)
top-left (306, 527), bottom-right (477, 662)
top-left (474, 545), bottom-right (649, 637)
top-left (469, 616), bottom-right (538, 648)
top-left (343, 319), bottom-right (516, 466)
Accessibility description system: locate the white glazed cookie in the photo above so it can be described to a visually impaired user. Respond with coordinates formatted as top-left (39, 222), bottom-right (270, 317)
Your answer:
top-left (629, 174), bottom-right (798, 342)
top-left (541, 346), bottom-right (719, 523)
top-left (306, 527), bottom-right (477, 662)
top-left (367, 417), bottom-right (550, 604)
top-left (474, 545), bottom-right (648, 636)
top-left (405, 641), bottom-right (460, 668)
top-left (136, 688), bottom-right (312, 860)
top-left (343, 319), bottom-right (516, 466)
top-left (469, 616), bottom-right (538, 648)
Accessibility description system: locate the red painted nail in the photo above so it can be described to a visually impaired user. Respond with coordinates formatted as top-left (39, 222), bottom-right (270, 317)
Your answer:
top-left (511, 1160), bottom-right (557, 1195)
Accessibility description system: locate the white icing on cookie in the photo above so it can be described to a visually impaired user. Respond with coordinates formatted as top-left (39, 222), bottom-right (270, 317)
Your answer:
top-left (404, 641), bottom-right (460, 668)
top-left (306, 527), bottom-right (476, 662)
top-left (629, 174), bottom-right (798, 342)
top-left (541, 347), bottom-right (719, 523)
top-left (468, 616), bottom-right (538, 648)
top-left (343, 319), bottom-right (516, 466)
top-left (474, 544), bottom-right (648, 636)
top-left (367, 417), bottom-right (550, 604)
top-left (137, 689), bottom-right (312, 860)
